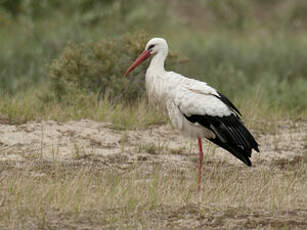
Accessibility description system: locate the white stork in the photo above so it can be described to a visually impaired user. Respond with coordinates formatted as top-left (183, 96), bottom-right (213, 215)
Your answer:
top-left (125, 38), bottom-right (259, 193)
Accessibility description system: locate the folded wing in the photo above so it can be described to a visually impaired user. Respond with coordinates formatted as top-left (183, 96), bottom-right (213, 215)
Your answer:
top-left (176, 85), bottom-right (259, 166)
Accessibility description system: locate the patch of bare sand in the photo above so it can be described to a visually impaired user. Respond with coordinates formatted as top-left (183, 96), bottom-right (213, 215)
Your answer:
top-left (0, 119), bottom-right (306, 167)
top-left (0, 119), bottom-right (307, 229)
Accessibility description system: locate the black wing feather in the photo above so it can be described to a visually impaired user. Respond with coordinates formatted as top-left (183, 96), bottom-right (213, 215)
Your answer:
top-left (183, 113), bottom-right (259, 167)
top-left (184, 114), bottom-right (259, 166)
top-left (209, 137), bottom-right (252, 166)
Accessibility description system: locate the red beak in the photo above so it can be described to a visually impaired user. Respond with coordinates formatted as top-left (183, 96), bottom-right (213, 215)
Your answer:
top-left (125, 50), bottom-right (151, 77)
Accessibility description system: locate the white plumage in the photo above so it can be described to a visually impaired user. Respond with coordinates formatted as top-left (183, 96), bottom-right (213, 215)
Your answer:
top-left (143, 39), bottom-right (230, 138)
top-left (125, 38), bottom-right (259, 193)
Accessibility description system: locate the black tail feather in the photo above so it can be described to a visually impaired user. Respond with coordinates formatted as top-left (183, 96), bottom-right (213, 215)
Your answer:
top-left (208, 137), bottom-right (252, 166)
top-left (184, 113), bottom-right (259, 166)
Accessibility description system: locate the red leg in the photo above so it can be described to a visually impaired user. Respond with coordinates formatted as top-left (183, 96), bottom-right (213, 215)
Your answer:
top-left (197, 138), bottom-right (204, 194)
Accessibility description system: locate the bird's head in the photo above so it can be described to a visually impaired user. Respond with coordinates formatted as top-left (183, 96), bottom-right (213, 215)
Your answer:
top-left (125, 38), bottom-right (168, 77)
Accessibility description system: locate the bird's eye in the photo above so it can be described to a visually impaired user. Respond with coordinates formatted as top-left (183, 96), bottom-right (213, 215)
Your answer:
top-left (148, 44), bottom-right (155, 50)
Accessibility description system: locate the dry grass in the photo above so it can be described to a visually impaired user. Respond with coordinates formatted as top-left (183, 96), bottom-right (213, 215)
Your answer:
top-left (0, 148), bottom-right (306, 229)
top-left (0, 92), bottom-right (307, 229)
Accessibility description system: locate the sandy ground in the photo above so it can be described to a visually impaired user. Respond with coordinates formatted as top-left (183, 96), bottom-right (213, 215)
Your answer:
top-left (0, 119), bottom-right (307, 229)
top-left (0, 119), bottom-right (306, 166)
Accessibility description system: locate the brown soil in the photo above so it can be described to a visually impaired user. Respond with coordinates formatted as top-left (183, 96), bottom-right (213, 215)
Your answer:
top-left (0, 120), bottom-right (306, 229)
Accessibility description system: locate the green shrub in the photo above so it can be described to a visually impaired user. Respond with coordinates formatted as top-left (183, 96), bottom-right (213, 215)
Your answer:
top-left (47, 32), bottom-right (181, 104)
top-left (0, 0), bottom-right (22, 16)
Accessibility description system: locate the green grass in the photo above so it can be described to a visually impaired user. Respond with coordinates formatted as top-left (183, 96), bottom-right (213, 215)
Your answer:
top-left (0, 88), bottom-right (167, 129)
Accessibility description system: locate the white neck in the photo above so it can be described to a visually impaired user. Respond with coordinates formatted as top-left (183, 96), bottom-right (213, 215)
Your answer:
top-left (148, 49), bottom-right (168, 73)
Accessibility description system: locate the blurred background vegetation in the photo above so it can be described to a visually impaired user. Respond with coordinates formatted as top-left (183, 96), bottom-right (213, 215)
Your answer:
top-left (1, 0), bottom-right (307, 122)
